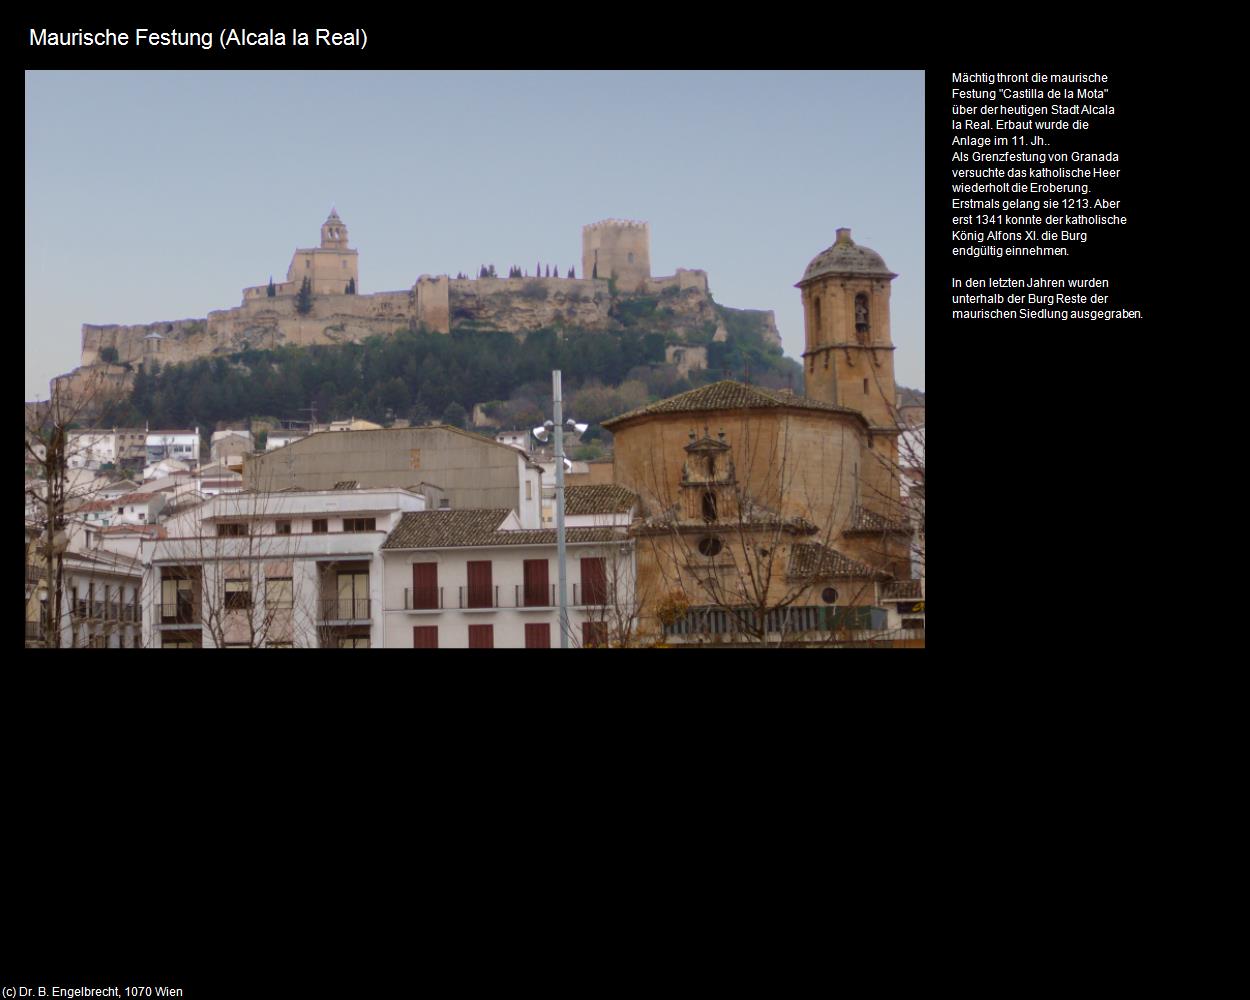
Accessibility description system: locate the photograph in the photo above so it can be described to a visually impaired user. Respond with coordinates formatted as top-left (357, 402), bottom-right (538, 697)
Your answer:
top-left (25, 69), bottom-right (925, 649)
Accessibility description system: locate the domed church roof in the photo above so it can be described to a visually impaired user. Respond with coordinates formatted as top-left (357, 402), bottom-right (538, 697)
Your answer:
top-left (799, 228), bottom-right (896, 284)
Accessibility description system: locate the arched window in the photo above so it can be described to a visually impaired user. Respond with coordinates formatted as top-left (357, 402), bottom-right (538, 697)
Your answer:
top-left (814, 296), bottom-right (822, 333)
top-left (855, 293), bottom-right (870, 342)
top-left (701, 491), bottom-right (717, 523)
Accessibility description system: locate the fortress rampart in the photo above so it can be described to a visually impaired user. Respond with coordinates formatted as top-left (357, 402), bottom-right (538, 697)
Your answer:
top-left (68, 212), bottom-right (774, 392)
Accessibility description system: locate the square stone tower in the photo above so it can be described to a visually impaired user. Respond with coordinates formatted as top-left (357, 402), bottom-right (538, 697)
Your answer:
top-left (582, 219), bottom-right (651, 288)
top-left (286, 208), bottom-right (360, 295)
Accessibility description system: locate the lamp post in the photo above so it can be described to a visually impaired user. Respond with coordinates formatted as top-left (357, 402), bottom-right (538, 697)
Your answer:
top-left (547, 371), bottom-right (570, 648)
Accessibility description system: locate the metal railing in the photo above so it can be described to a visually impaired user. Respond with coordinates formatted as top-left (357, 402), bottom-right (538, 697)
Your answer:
top-left (572, 583), bottom-right (609, 607)
top-left (403, 586), bottom-right (444, 611)
top-left (459, 585), bottom-right (498, 609)
top-left (663, 605), bottom-right (889, 637)
top-left (399, 584), bottom-right (561, 611)
top-left (160, 602), bottom-right (202, 624)
top-left (319, 598), bottom-right (372, 622)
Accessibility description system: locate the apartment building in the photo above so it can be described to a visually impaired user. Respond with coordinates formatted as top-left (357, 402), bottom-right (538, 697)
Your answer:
top-left (143, 486), bottom-right (427, 648)
top-left (379, 506), bottom-right (635, 649)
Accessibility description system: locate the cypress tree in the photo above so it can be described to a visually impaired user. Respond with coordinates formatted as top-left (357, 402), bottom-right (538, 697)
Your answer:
top-left (266, 276), bottom-right (276, 298)
top-left (296, 277), bottom-right (313, 315)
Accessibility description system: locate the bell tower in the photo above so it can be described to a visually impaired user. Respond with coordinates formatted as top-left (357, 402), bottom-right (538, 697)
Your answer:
top-left (796, 228), bottom-right (899, 430)
top-left (321, 208), bottom-right (349, 249)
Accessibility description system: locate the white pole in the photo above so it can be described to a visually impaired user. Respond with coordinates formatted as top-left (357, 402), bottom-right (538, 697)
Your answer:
top-left (553, 370), bottom-right (569, 648)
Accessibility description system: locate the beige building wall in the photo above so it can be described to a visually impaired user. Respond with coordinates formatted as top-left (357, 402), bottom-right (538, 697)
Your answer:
top-left (244, 426), bottom-right (531, 516)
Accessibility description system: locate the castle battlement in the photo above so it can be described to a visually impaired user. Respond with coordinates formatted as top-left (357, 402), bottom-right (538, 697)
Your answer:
top-left (583, 219), bottom-right (649, 232)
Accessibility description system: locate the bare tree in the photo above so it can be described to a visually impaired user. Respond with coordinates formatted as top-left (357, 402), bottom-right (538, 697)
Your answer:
top-left (152, 486), bottom-right (326, 648)
top-left (625, 411), bottom-right (896, 647)
top-left (566, 540), bottom-right (646, 648)
top-left (24, 370), bottom-right (130, 648)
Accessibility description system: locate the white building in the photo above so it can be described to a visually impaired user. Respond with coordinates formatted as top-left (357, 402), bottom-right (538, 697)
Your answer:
top-left (379, 501), bottom-right (636, 649)
top-left (73, 491), bottom-right (167, 528)
top-left (29, 546), bottom-right (146, 649)
top-left (66, 430), bottom-right (117, 470)
top-left (146, 429), bottom-right (200, 467)
top-left (143, 486), bottom-right (426, 648)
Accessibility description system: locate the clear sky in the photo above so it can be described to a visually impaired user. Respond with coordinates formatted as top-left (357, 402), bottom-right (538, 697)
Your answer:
top-left (25, 70), bottom-right (923, 401)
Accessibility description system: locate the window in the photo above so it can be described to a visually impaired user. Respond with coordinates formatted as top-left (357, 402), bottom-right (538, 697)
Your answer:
top-left (265, 578), bottom-right (293, 609)
top-left (864, 378), bottom-right (869, 394)
top-left (162, 577), bottom-right (195, 623)
top-left (468, 624), bottom-right (494, 649)
top-left (466, 561), bottom-right (493, 608)
top-left (580, 557), bottom-right (607, 606)
top-left (411, 563), bottom-right (439, 609)
top-left (217, 522), bottom-right (248, 537)
top-left (413, 626), bottom-right (438, 649)
top-left (813, 296), bottom-right (821, 331)
top-left (821, 587), bottom-right (839, 604)
top-left (225, 580), bottom-right (252, 611)
top-left (698, 536), bottom-right (723, 557)
top-left (526, 480), bottom-right (532, 501)
top-left (582, 622), bottom-right (608, 648)
top-left (337, 572), bottom-right (369, 620)
top-left (338, 636), bottom-right (370, 648)
top-left (523, 559), bottom-right (549, 607)
top-left (311, 519), bottom-right (328, 534)
top-left (275, 520), bottom-right (291, 535)
top-left (342, 517), bottom-right (376, 532)
top-left (525, 623), bottom-right (551, 649)
top-left (701, 491), bottom-right (718, 522)
top-left (438, 499), bottom-right (450, 509)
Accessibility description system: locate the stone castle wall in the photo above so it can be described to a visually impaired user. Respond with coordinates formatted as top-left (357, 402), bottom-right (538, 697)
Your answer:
top-left (68, 216), bottom-right (779, 393)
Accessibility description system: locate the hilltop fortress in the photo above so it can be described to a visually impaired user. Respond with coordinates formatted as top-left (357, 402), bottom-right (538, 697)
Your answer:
top-left (71, 211), bottom-right (780, 384)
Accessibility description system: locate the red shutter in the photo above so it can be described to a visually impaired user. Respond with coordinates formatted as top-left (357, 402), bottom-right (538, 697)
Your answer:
top-left (581, 557), bottom-right (606, 606)
top-left (468, 624), bottom-right (494, 649)
top-left (525, 623), bottom-right (550, 649)
top-left (581, 622), bottom-right (608, 648)
top-left (413, 626), bottom-right (438, 648)
top-left (412, 563), bottom-right (438, 609)
top-left (523, 559), bottom-right (549, 606)
top-left (467, 561), bottom-right (493, 608)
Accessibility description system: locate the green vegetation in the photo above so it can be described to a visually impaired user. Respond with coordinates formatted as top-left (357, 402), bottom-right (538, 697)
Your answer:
top-left (98, 346), bottom-right (119, 364)
top-left (115, 296), bottom-right (805, 430)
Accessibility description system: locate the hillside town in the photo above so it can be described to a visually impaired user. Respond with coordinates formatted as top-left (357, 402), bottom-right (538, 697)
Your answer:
top-left (25, 227), bottom-right (925, 649)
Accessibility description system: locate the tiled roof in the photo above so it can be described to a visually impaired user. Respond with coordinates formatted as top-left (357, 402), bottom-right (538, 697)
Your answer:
top-left (564, 485), bottom-right (637, 515)
top-left (788, 542), bottom-right (886, 580)
top-left (845, 506), bottom-right (913, 534)
top-left (382, 509), bottom-right (622, 550)
top-left (602, 381), bottom-right (868, 429)
top-left (883, 580), bottom-right (922, 600)
top-left (75, 492), bottom-right (158, 512)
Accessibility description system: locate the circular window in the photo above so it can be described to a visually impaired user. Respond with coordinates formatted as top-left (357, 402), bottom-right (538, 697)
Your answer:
top-left (821, 587), bottom-right (839, 604)
top-left (698, 536), bottom-right (723, 557)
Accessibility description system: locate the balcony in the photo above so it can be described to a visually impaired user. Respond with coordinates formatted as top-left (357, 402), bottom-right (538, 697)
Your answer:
top-left (319, 598), bottom-right (372, 623)
top-left (572, 583), bottom-right (608, 608)
top-left (662, 605), bottom-right (889, 639)
top-left (159, 602), bottom-right (202, 625)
